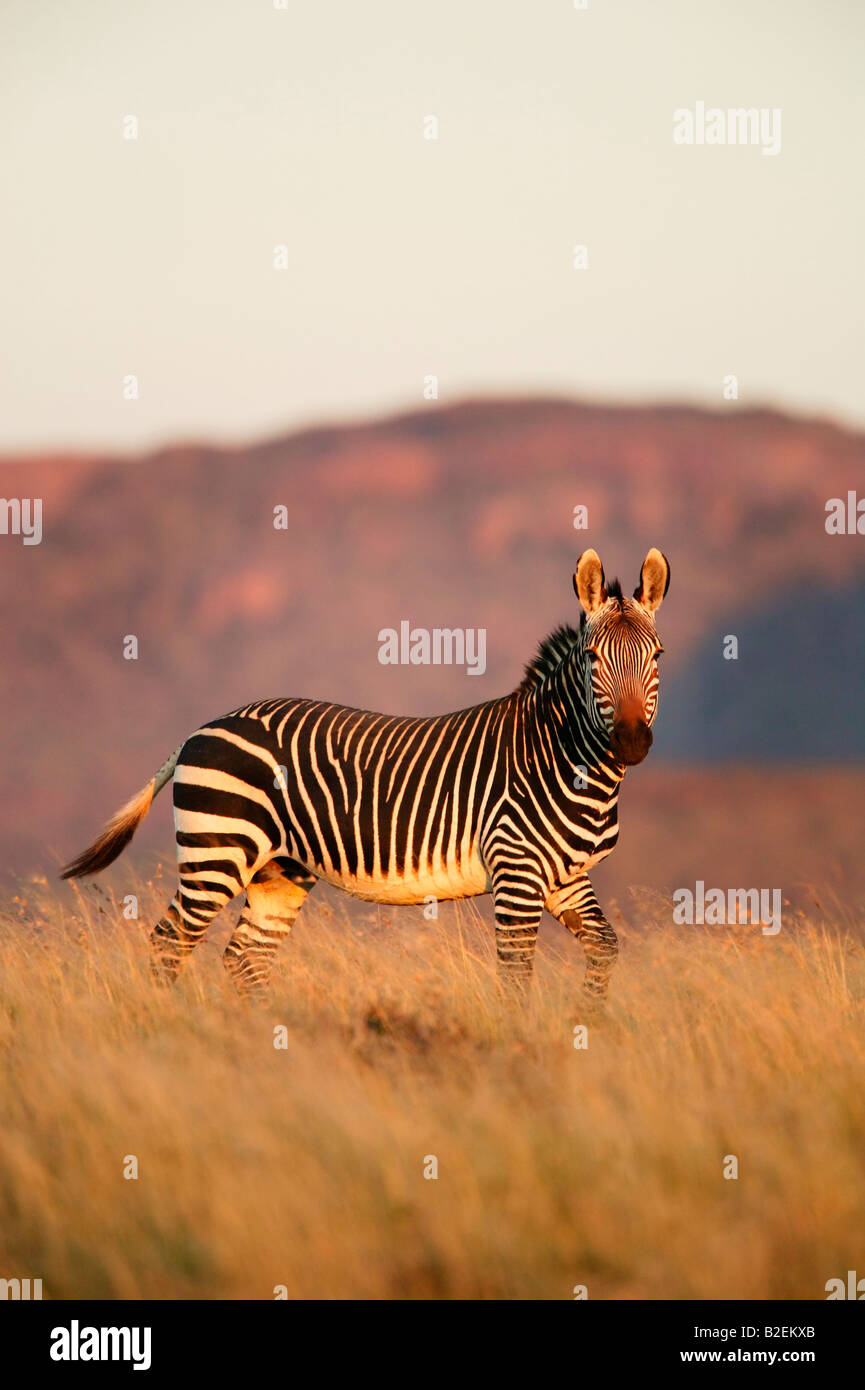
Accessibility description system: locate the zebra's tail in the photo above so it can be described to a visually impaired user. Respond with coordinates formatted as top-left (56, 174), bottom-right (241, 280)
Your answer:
top-left (60, 746), bottom-right (183, 880)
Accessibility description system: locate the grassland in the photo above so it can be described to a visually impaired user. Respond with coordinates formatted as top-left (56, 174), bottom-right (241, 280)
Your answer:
top-left (1, 868), bottom-right (863, 1300)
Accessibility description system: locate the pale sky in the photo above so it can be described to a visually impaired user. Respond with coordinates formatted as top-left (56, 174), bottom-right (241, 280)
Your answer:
top-left (1, 0), bottom-right (863, 452)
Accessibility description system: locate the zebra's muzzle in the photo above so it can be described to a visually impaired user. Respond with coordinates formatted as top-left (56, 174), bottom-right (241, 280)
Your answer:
top-left (610, 718), bottom-right (653, 766)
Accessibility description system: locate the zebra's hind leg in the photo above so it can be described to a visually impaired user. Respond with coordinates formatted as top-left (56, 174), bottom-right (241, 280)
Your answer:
top-left (223, 857), bottom-right (316, 1002)
top-left (150, 863), bottom-right (250, 986)
top-left (546, 877), bottom-right (618, 1010)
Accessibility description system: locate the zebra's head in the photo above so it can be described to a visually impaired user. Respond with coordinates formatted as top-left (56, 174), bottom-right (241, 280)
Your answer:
top-left (574, 548), bottom-right (670, 766)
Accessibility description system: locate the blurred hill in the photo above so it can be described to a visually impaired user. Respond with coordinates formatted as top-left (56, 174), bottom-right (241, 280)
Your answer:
top-left (1, 396), bottom-right (864, 878)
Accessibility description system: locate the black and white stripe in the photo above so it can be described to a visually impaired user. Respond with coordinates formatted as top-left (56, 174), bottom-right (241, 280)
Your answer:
top-left (62, 548), bottom-right (670, 1004)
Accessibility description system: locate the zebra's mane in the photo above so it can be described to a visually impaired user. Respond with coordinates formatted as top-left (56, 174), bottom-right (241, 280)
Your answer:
top-left (520, 622), bottom-right (584, 691)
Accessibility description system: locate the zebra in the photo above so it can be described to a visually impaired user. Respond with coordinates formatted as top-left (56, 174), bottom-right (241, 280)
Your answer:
top-left (61, 548), bottom-right (670, 1007)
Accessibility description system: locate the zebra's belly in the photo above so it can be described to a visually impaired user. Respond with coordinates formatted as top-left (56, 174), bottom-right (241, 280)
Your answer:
top-left (318, 853), bottom-right (492, 906)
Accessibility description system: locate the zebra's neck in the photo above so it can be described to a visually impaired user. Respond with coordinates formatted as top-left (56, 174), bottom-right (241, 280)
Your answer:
top-left (516, 636), bottom-right (624, 794)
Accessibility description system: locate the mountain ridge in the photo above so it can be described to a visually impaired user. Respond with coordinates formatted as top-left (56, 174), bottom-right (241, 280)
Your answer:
top-left (1, 395), bottom-right (863, 871)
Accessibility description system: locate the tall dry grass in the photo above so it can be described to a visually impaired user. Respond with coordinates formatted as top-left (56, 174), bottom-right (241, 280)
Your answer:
top-left (1, 868), bottom-right (863, 1300)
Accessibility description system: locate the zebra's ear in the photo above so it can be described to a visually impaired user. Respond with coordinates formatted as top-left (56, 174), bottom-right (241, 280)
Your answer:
top-left (574, 549), bottom-right (607, 614)
top-left (634, 548), bottom-right (671, 612)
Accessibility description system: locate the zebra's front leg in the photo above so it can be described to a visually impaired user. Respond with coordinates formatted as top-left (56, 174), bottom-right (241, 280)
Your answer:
top-left (489, 865), bottom-right (545, 1000)
top-left (223, 858), bottom-right (316, 1003)
top-left (546, 877), bottom-right (618, 1008)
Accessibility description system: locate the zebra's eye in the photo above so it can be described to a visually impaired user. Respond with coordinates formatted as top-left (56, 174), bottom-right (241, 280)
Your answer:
top-left (654, 648), bottom-right (664, 659)
top-left (585, 647), bottom-right (599, 662)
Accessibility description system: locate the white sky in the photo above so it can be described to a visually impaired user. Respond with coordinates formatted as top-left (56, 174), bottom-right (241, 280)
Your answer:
top-left (1, 0), bottom-right (863, 452)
